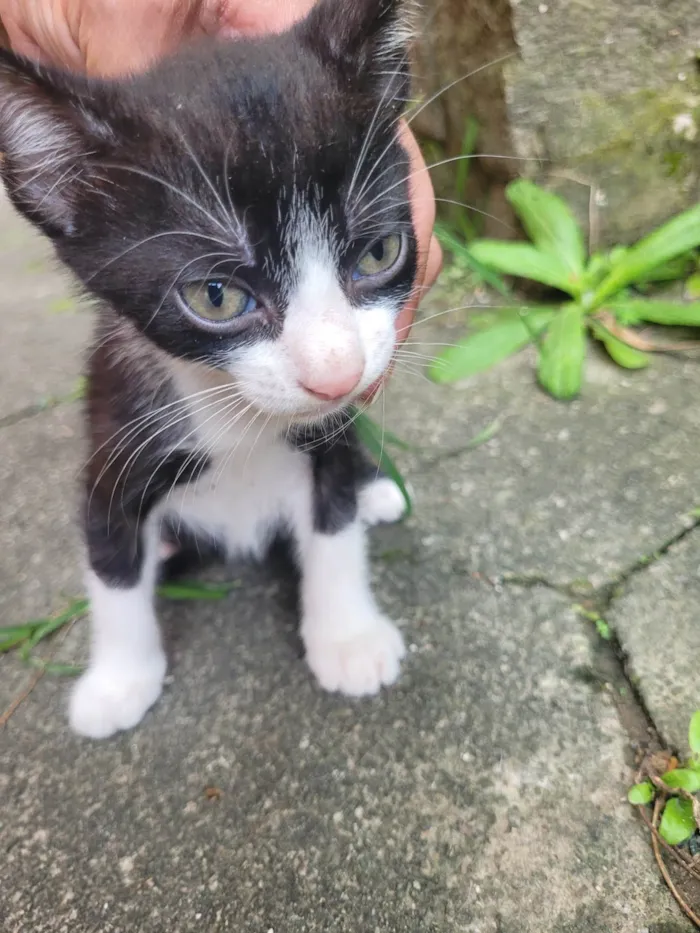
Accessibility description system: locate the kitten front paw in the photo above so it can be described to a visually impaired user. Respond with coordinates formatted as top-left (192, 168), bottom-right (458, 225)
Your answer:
top-left (69, 654), bottom-right (167, 739)
top-left (304, 614), bottom-right (406, 697)
top-left (358, 477), bottom-right (408, 526)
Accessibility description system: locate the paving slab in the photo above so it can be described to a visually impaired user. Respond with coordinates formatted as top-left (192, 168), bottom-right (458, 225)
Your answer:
top-left (610, 530), bottom-right (700, 752)
top-left (0, 189), bottom-right (92, 421)
top-left (1, 571), bottom-right (691, 932)
top-left (0, 404), bottom-right (83, 629)
top-left (380, 290), bottom-right (700, 589)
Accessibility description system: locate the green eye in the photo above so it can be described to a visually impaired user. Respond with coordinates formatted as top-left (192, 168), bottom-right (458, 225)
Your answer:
top-left (355, 234), bottom-right (403, 279)
top-left (182, 280), bottom-right (257, 322)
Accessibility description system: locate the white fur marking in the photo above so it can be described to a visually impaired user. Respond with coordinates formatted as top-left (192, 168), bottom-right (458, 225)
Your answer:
top-left (359, 477), bottom-right (407, 526)
top-left (300, 521), bottom-right (406, 696)
top-left (70, 532), bottom-right (165, 739)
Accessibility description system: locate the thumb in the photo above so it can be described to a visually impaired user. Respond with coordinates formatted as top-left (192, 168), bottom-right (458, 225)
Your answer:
top-left (80, 1), bottom-right (203, 77)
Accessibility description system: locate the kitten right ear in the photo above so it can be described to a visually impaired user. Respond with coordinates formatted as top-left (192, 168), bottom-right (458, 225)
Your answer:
top-left (297, 0), bottom-right (413, 100)
top-left (0, 49), bottom-right (112, 237)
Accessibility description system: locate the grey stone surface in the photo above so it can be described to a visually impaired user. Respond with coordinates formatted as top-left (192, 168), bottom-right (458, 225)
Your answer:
top-left (382, 286), bottom-right (700, 589)
top-left (504, 0), bottom-right (700, 245)
top-left (610, 531), bottom-right (700, 753)
top-left (0, 192), bottom-right (92, 421)
top-left (0, 405), bottom-right (83, 629)
top-left (1, 581), bottom-right (690, 933)
top-left (1, 200), bottom-right (698, 930)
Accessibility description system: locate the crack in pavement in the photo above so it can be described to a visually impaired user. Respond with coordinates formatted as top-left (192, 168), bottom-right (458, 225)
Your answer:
top-left (0, 382), bottom-right (85, 431)
top-left (499, 519), bottom-right (700, 754)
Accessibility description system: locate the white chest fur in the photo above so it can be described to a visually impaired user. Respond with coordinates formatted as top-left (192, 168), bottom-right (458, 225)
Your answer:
top-left (165, 427), bottom-right (311, 559)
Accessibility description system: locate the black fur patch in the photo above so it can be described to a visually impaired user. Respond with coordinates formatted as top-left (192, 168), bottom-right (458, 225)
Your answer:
top-left (291, 414), bottom-right (374, 533)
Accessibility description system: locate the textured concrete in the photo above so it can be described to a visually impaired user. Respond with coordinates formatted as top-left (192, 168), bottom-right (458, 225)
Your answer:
top-left (610, 532), bottom-right (700, 753)
top-left (504, 0), bottom-right (700, 245)
top-left (1, 202), bottom-right (698, 930)
top-left (0, 194), bottom-right (92, 421)
top-left (382, 296), bottom-right (700, 589)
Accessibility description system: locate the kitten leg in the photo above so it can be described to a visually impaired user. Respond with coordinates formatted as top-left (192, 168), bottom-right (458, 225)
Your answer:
top-left (69, 517), bottom-right (166, 739)
top-left (299, 518), bottom-right (406, 697)
top-left (358, 476), bottom-right (408, 526)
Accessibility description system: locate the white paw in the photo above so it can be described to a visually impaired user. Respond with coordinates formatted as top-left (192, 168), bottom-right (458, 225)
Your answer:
top-left (358, 477), bottom-right (408, 526)
top-left (305, 614), bottom-right (406, 697)
top-left (69, 653), bottom-right (167, 739)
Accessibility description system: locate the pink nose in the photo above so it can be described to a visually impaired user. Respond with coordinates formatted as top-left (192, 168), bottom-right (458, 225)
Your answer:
top-left (300, 369), bottom-right (363, 402)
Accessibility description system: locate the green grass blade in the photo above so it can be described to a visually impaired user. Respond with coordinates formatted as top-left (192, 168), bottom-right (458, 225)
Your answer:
top-left (506, 179), bottom-right (586, 279)
top-left (26, 657), bottom-right (84, 676)
top-left (537, 304), bottom-right (586, 399)
top-left (429, 308), bottom-right (554, 383)
top-left (157, 580), bottom-right (241, 601)
top-left (689, 710), bottom-right (700, 755)
top-left (23, 599), bottom-right (90, 653)
top-left (375, 425), bottom-right (415, 451)
top-left (434, 223), bottom-right (511, 296)
top-left (592, 203), bottom-right (700, 305)
top-left (455, 116), bottom-right (479, 197)
top-left (0, 628), bottom-right (33, 652)
top-left (353, 412), bottom-right (412, 517)
top-left (469, 240), bottom-right (577, 295)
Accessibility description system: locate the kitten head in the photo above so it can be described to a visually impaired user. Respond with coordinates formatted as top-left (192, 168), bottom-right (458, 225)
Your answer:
top-left (0, 0), bottom-right (417, 419)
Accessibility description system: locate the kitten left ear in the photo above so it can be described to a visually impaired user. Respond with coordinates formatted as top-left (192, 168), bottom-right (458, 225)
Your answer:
top-left (0, 49), bottom-right (113, 237)
top-left (296, 0), bottom-right (413, 104)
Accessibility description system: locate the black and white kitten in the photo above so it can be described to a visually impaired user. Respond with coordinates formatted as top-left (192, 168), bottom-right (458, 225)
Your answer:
top-left (0, 0), bottom-right (418, 739)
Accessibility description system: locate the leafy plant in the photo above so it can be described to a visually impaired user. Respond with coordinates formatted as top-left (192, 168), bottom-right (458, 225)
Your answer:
top-left (430, 179), bottom-right (700, 399)
top-left (628, 710), bottom-right (700, 846)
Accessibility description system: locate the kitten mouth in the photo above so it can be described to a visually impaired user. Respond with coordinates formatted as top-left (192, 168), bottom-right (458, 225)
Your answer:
top-left (291, 401), bottom-right (347, 423)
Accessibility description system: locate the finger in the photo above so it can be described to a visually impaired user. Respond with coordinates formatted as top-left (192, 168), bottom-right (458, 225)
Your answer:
top-left (81, 3), bottom-right (202, 77)
top-left (393, 122), bottom-right (440, 345)
top-left (2, 9), bottom-right (84, 71)
top-left (359, 128), bottom-right (440, 401)
top-left (209, 0), bottom-right (316, 36)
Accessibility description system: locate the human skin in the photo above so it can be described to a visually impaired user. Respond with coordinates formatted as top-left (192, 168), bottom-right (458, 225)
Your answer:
top-left (0, 0), bottom-right (442, 362)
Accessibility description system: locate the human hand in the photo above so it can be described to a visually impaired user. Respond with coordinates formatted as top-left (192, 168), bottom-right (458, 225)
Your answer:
top-left (0, 1), bottom-right (328, 75)
top-left (0, 0), bottom-right (440, 356)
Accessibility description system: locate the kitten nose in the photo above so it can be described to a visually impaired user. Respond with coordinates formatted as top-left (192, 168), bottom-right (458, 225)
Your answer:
top-left (300, 368), bottom-right (363, 401)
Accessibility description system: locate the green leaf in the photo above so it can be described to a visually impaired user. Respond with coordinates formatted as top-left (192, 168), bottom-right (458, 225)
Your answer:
top-left (662, 768), bottom-right (700, 793)
top-left (636, 255), bottom-right (696, 284)
top-left (353, 413), bottom-right (412, 518)
top-left (506, 179), bottom-right (586, 279)
top-left (589, 321), bottom-right (649, 369)
top-left (686, 272), bottom-right (700, 299)
top-left (434, 223), bottom-right (511, 297)
top-left (469, 240), bottom-right (576, 295)
top-left (627, 781), bottom-right (655, 805)
top-left (537, 304), bottom-right (586, 399)
top-left (157, 580), bottom-right (240, 601)
top-left (429, 308), bottom-right (554, 384)
top-left (595, 618), bottom-right (612, 640)
top-left (24, 599), bottom-right (90, 653)
top-left (658, 797), bottom-right (696, 846)
top-left (608, 299), bottom-right (700, 327)
top-left (26, 657), bottom-right (84, 676)
top-left (689, 710), bottom-right (700, 755)
top-left (0, 627), bottom-right (32, 652)
top-left (375, 425), bottom-right (414, 451)
top-left (592, 204), bottom-right (700, 306)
